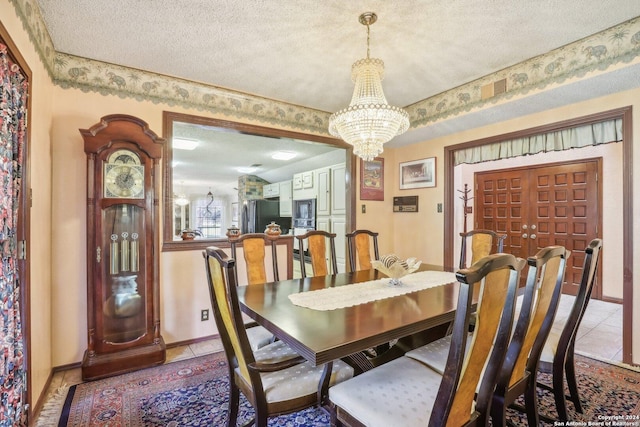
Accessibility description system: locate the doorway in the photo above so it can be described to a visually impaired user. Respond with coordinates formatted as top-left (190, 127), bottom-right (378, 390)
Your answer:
top-left (444, 107), bottom-right (633, 364)
top-left (474, 159), bottom-right (602, 297)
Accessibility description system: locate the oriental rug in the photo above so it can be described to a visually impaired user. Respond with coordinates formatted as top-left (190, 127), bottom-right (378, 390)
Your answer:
top-left (43, 352), bottom-right (640, 426)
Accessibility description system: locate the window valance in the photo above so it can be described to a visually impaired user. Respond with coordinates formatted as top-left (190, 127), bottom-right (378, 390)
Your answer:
top-left (454, 118), bottom-right (622, 166)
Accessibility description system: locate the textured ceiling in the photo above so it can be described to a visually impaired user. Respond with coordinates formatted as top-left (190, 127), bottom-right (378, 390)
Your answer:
top-left (33, 1), bottom-right (640, 197)
top-left (36, 0), bottom-right (640, 114)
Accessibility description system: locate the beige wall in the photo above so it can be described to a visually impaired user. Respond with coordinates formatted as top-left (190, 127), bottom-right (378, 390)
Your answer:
top-left (1, 1), bottom-right (55, 408)
top-left (4, 2), bottom-right (640, 410)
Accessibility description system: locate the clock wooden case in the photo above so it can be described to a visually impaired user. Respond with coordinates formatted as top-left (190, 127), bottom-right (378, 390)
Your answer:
top-left (81, 114), bottom-right (166, 380)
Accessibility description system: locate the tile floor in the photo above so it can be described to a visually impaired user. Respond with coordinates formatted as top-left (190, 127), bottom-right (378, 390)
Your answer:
top-left (35, 298), bottom-right (623, 424)
top-left (562, 296), bottom-right (624, 362)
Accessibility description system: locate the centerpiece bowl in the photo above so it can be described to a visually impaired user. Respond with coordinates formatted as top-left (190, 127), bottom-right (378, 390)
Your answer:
top-left (371, 254), bottom-right (422, 286)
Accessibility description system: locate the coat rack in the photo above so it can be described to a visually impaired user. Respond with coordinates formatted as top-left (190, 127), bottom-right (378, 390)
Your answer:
top-left (458, 184), bottom-right (473, 233)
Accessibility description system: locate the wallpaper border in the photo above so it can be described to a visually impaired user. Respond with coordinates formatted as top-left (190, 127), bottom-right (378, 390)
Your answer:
top-left (8, 0), bottom-right (640, 136)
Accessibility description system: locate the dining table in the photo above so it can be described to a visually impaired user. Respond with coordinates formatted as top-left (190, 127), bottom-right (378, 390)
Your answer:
top-left (237, 265), bottom-right (470, 371)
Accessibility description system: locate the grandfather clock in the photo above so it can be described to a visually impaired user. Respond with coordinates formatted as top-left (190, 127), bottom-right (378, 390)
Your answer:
top-left (81, 114), bottom-right (166, 380)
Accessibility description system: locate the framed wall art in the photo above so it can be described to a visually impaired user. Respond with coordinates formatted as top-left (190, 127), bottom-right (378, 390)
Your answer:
top-left (399, 157), bottom-right (436, 189)
top-left (360, 157), bottom-right (384, 201)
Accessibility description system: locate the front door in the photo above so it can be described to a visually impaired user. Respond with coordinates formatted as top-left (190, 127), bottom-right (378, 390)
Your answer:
top-left (475, 159), bottom-right (601, 296)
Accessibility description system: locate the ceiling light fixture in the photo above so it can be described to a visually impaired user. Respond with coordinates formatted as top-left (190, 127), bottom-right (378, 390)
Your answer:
top-left (173, 138), bottom-right (199, 150)
top-left (272, 151), bottom-right (297, 160)
top-left (328, 12), bottom-right (409, 161)
top-left (174, 195), bottom-right (189, 206)
top-left (237, 166), bottom-right (258, 174)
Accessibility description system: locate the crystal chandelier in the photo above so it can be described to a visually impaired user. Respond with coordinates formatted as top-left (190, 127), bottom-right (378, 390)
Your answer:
top-left (329, 12), bottom-right (409, 161)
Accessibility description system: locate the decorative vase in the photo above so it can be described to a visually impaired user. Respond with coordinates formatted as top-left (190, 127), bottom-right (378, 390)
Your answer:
top-left (181, 230), bottom-right (196, 240)
top-left (226, 226), bottom-right (241, 238)
top-left (265, 221), bottom-right (282, 236)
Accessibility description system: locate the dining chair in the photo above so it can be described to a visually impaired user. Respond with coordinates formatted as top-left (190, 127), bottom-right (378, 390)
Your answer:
top-left (490, 245), bottom-right (570, 427)
top-left (459, 229), bottom-right (507, 269)
top-left (229, 233), bottom-right (282, 285)
top-left (295, 230), bottom-right (338, 277)
top-left (228, 233), bottom-right (283, 350)
top-left (329, 253), bottom-right (525, 427)
top-left (203, 247), bottom-right (354, 427)
top-left (346, 229), bottom-right (380, 271)
top-left (537, 238), bottom-right (603, 422)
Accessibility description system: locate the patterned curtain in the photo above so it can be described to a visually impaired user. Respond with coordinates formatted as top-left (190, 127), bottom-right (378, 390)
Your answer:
top-left (0, 42), bottom-right (27, 426)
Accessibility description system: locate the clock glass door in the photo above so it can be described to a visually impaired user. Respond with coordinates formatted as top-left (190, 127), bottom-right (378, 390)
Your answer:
top-left (101, 203), bottom-right (146, 344)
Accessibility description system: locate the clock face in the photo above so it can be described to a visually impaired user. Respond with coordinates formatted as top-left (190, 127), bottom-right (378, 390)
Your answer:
top-left (104, 163), bottom-right (145, 199)
top-left (107, 149), bottom-right (141, 165)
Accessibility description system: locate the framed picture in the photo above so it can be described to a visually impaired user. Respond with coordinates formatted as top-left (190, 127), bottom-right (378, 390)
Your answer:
top-left (360, 157), bottom-right (384, 201)
top-left (399, 157), bottom-right (436, 189)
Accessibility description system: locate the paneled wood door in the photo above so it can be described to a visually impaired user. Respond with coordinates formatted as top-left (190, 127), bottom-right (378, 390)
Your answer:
top-left (475, 159), bottom-right (601, 296)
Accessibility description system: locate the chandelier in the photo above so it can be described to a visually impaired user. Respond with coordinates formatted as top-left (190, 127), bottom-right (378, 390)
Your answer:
top-left (328, 12), bottom-right (409, 161)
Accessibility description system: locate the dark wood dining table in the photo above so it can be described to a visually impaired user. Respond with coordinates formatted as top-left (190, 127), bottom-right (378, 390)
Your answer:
top-left (237, 265), bottom-right (466, 369)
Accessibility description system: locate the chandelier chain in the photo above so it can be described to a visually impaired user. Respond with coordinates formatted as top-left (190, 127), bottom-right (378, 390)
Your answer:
top-left (366, 21), bottom-right (370, 59)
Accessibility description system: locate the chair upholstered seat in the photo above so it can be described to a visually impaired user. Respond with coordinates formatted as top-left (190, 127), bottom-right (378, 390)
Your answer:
top-left (246, 325), bottom-right (280, 352)
top-left (329, 356), bottom-right (443, 427)
top-left (405, 334), bottom-right (472, 375)
top-left (245, 340), bottom-right (354, 403)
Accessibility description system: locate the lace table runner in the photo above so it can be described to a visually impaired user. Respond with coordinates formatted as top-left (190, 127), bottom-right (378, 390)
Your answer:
top-left (288, 270), bottom-right (458, 311)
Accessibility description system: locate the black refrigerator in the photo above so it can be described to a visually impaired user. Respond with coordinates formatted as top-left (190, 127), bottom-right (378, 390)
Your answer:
top-left (241, 199), bottom-right (289, 234)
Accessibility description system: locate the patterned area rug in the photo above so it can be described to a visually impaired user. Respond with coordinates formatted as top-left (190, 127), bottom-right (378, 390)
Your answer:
top-left (52, 352), bottom-right (640, 426)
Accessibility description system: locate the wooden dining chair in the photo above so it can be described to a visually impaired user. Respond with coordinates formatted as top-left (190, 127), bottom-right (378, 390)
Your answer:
top-left (228, 233), bottom-right (283, 350)
top-left (329, 253), bottom-right (525, 427)
top-left (537, 238), bottom-right (603, 422)
top-left (295, 230), bottom-right (338, 277)
top-left (459, 229), bottom-right (507, 269)
top-left (203, 247), bottom-right (354, 427)
top-left (346, 229), bottom-right (380, 271)
top-left (490, 245), bottom-right (570, 427)
top-left (229, 233), bottom-right (282, 285)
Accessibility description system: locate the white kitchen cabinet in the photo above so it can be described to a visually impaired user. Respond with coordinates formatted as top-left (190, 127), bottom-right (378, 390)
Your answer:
top-left (293, 171), bottom-right (317, 200)
top-left (279, 180), bottom-right (292, 216)
top-left (316, 216), bottom-right (330, 233)
top-left (316, 167), bottom-right (331, 216)
top-left (330, 163), bottom-right (346, 215)
top-left (263, 183), bottom-right (280, 198)
top-left (302, 171), bottom-right (313, 188)
top-left (331, 216), bottom-right (347, 273)
top-left (292, 173), bottom-right (303, 190)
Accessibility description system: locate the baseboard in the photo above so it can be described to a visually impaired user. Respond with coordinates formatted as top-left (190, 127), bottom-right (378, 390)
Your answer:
top-left (165, 334), bottom-right (220, 349)
top-left (600, 295), bottom-right (623, 304)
